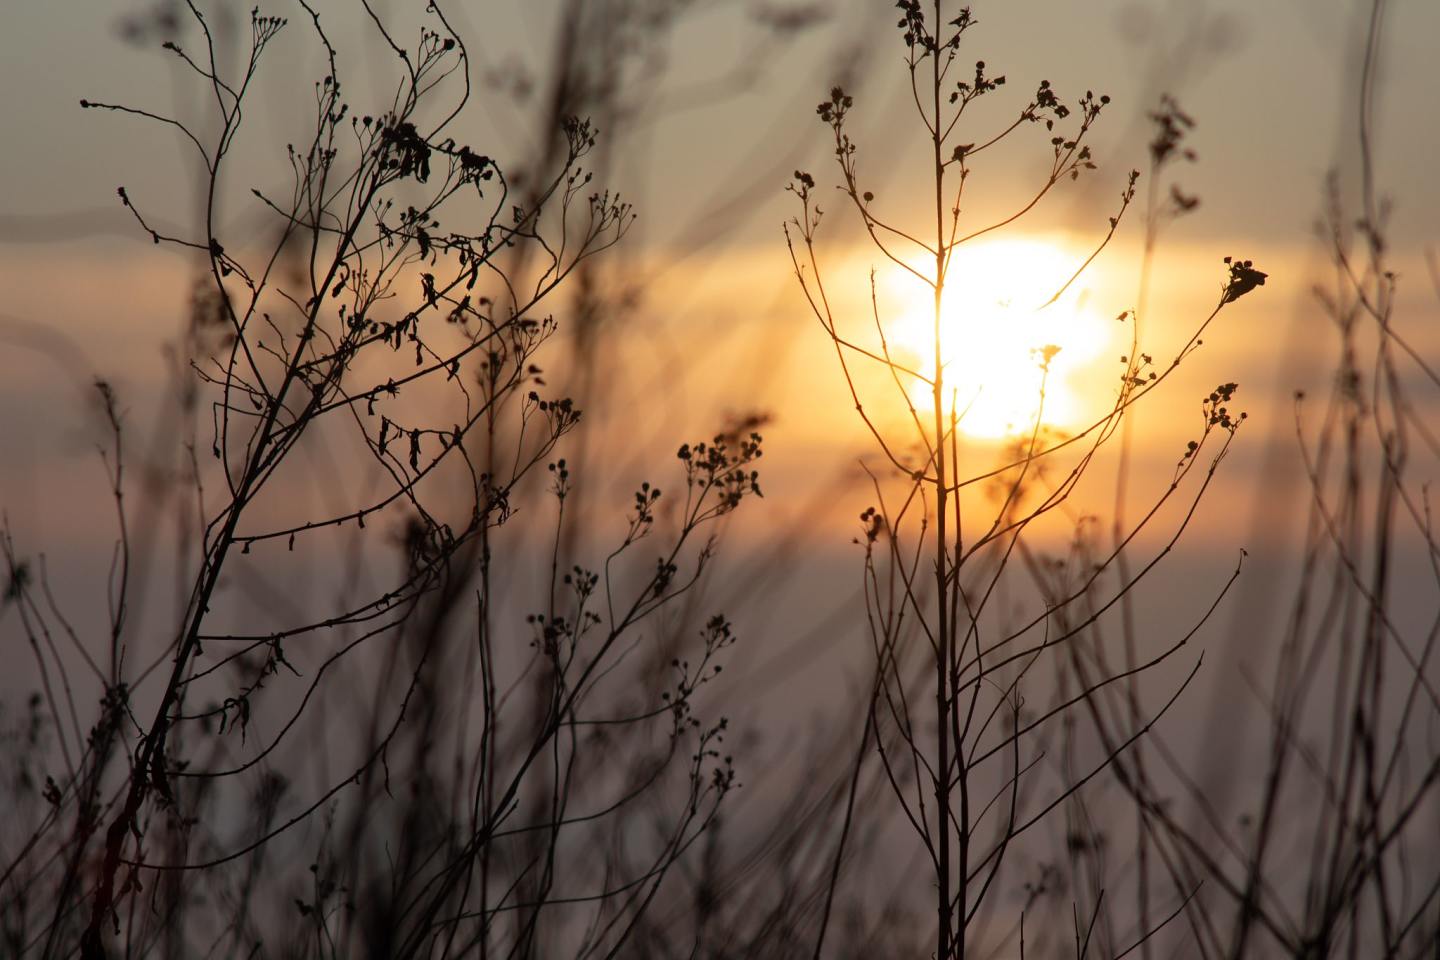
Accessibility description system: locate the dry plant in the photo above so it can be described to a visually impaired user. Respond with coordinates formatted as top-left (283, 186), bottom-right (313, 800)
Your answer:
top-left (0, 4), bottom-right (768, 957)
top-left (786, 3), bottom-right (1267, 956)
top-left (20, 1), bottom-right (1435, 958)
top-left (1078, 0), bottom-right (1440, 954)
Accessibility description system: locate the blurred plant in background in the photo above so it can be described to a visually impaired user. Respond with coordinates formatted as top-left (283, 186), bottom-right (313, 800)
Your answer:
top-left (1, 4), bottom-right (769, 957)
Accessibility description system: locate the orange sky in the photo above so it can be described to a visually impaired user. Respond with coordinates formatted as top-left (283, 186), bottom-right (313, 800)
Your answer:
top-left (3, 0), bottom-right (1438, 639)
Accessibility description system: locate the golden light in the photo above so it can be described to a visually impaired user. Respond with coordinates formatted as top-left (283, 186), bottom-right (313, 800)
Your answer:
top-left (886, 237), bottom-right (1112, 440)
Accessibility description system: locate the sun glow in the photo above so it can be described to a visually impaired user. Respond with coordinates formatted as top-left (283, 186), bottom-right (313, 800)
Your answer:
top-left (887, 238), bottom-right (1112, 440)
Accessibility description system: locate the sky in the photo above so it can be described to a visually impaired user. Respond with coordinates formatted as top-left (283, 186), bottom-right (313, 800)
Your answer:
top-left (2, 0), bottom-right (1437, 634)
top-left (5, 1), bottom-right (1440, 241)
top-left (0, 0), bottom-right (1433, 675)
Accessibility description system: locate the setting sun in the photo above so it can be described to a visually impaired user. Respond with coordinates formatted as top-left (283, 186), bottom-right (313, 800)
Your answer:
top-left (886, 237), bottom-right (1111, 439)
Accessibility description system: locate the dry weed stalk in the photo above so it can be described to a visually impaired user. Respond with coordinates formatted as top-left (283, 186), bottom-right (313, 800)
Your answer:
top-left (788, 3), bottom-right (1264, 956)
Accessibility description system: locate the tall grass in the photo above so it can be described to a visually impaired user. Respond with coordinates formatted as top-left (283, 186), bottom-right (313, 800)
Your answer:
top-left (3, 1), bottom-right (1436, 959)
top-left (2, 6), bottom-right (764, 956)
top-left (787, 3), bottom-right (1266, 956)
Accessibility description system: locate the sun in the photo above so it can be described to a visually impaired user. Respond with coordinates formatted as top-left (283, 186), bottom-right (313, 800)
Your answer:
top-left (885, 237), bottom-right (1111, 440)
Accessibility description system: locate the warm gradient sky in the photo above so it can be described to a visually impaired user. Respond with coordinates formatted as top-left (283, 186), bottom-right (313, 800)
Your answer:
top-left (2, 0), bottom-right (1438, 709)
top-left (4, 0), bottom-right (1438, 476)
